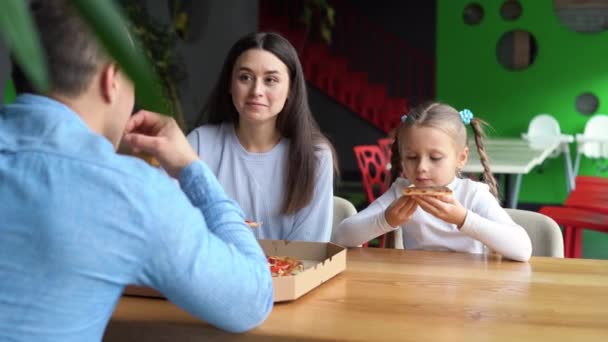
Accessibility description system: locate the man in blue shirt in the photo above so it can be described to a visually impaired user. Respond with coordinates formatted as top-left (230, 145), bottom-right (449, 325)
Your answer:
top-left (0, 1), bottom-right (273, 341)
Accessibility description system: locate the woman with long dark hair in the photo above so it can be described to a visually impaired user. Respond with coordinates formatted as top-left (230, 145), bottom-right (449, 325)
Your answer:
top-left (187, 32), bottom-right (338, 242)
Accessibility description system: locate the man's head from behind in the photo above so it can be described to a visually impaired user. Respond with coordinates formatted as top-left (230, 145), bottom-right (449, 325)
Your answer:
top-left (13, 0), bottom-right (135, 148)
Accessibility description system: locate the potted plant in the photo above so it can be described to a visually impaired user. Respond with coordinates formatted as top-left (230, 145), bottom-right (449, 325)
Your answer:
top-left (301, 0), bottom-right (336, 46)
top-left (0, 0), bottom-right (163, 117)
top-left (120, 1), bottom-right (187, 130)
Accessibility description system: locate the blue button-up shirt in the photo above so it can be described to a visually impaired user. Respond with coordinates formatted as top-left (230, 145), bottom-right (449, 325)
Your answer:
top-left (0, 94), bottom-right (273, 341)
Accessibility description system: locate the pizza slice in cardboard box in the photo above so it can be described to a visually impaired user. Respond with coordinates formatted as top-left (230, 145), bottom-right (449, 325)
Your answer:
top-left (259, 240), bottom-right (347, 302)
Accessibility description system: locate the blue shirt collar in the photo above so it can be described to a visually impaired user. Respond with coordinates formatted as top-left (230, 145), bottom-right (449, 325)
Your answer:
top-left (13, 93), bottom-right (89, 129)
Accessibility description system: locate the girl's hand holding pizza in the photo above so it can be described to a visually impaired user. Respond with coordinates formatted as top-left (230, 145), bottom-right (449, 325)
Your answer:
top-left (412, 195), bottom-right (468, 228)
top-left (384, 196), bottom-right (418, 228)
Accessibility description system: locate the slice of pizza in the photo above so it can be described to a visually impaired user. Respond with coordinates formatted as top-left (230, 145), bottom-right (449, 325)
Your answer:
top-left (267, 256), bottom-right (304, 277)
top-left (245, 220), bottom-right (261, 228)
top-left (402, 185), bottom-right (453, 196)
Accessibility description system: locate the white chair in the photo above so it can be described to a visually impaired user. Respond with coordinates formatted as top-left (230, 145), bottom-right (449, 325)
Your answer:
top-left (522, 114), bottom-right (575, 191)
top-left (391, 228), bottom-right (405, 250)
top-left (505, 208), bottom-right (564, 258)
top-left (331, 196), bottom-right (357, 242)
top-left (521, 113), bottom-right (573, 154)
top-left (522, 114), bottom-right (560, 144)
top-left (574, 114), bottom-right (608, 176)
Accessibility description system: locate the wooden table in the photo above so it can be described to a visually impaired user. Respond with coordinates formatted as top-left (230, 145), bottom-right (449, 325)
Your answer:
top-left (105, 248), bottom-right (608, 341)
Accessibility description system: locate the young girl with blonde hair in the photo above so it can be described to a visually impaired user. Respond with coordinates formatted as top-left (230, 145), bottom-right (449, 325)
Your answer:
top-left (334, 102), bottom-right (532, 261)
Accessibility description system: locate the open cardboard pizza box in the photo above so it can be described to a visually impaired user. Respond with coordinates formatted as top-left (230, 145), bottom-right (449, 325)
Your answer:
top-left (260, 239), bottom-right (347, 302)
top-left (123, 240), bottom-right (347, 303)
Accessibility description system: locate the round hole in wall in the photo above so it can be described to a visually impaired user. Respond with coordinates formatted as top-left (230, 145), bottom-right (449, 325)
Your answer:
top-left (463, 3), bottom-right (484, 25)
top-left (575, 92), bottom-right (599, 115)
top-left (500, 0), bottom-right (522, 21)
top-left (554, 0), bottom-right (608, 33)
top-left (496, 30), bottom-right (538, 71)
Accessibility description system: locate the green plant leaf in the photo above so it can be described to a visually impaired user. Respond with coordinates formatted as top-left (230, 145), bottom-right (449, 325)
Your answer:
top-left (3, 78), bottom-right (16, 104)
top-left (70, 0), bottom-right (164, 114)
top-left (321, 26), bottom-right (331, 44)
top-left (327, 7), bottom-right (335, 27)
top-left (0, 0), bottom-right (49, 92)
top-left (301, 6), bottom-right (312, 26)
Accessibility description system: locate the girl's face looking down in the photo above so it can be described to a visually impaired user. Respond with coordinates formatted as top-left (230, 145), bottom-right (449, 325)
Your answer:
top-left (400, 125), bottom-right (468, 187)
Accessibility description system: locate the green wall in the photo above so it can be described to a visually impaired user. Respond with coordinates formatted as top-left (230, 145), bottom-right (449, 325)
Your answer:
top-left (437, 0), bottom-right (608, 205)
top-left (437, 0), bottom-right (608, 259)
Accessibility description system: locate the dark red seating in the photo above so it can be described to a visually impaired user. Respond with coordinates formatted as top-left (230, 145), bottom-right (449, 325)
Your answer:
top-left (259, 0), bottom-right (422, 134)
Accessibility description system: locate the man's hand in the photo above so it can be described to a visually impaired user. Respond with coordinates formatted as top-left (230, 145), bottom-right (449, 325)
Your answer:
top-left (412, 195), bottom-right (467, 228)
top-left (123, 110), bottom-right (198, 178)
top-left (385, 195), bottom-right (418, 228)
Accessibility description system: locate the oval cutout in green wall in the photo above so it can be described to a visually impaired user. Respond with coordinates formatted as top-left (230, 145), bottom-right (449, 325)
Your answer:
top-left (554, 0), bottom-right (608, 33)
top-left (496, 30), bottom-right (537, 71)
top-left (500, 0), bottom-right (522, 21)
top-left (576, 92), bottom-right (599, 115)
top-left (463, 3), bottom-right (484, 25)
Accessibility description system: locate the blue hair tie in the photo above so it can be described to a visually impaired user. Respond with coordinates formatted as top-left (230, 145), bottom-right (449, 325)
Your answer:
top-left (459, 109), bottom-right (474, 125)
top-left (401, 114), bottom-right (408, 123)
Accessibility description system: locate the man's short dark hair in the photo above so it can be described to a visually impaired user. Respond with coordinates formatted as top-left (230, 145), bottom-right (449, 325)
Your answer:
top-left (12, 0), bottom-right (107, 97)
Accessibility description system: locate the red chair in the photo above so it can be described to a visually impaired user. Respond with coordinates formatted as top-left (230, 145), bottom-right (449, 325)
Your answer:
top-left (576, 176), bottom-right (608, 186)
top-left (539, 176), bottom-right (608, 258)
top-left (565, 191), bottom-right (608, 214)
top-left (539, 206), bottom-right (608, 258)
top-left (377, 138), bottom-right (394, 164)
top-left (574, 176), bottom-right (608, 192)
top-left (353, 145), bottom-right (390, 247)
top-left (377, 138), bottom-right (395, 189)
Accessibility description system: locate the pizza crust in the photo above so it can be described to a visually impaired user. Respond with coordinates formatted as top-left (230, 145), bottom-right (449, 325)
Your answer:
top-left (245, 220), bottom-right (261, 228)
top-left (402, 185), bottom-right (453, 196)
